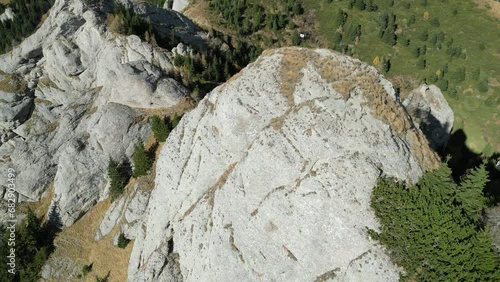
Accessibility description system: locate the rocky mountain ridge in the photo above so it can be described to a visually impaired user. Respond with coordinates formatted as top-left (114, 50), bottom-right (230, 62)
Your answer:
top-left (0, 0), bottom-right (456, 280)
top-left (127, 47), bottom-right (447, 281)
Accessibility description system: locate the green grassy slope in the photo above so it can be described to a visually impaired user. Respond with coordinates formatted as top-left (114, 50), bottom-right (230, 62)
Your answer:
top-left (302, 0), bottom-right (500, 154)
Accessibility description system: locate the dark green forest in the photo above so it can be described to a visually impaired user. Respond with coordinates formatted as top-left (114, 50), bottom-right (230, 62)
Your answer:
top-left (0, 0), bottom-right (54, 54)
top-left (0, 209), bottom-right (60, 282)
top-left (208, 0), bottom-right (303, 35)
top-left (370, 163), bottom-right (500, 281)
top-left (207, 0), bottom-right (306, 47)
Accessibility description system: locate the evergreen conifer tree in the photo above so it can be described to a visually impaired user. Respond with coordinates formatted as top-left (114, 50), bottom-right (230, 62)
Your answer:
top-left (132, 142), bottom-right (152, 177)
top-left (151, 115), bottom-right (170, 142)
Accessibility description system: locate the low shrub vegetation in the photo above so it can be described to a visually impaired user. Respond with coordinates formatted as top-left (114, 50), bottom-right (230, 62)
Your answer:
top-left (117, 233), bottom-right (130, 249)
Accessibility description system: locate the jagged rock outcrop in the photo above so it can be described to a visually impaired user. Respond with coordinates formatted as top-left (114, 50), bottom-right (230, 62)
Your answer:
top-left (0, 7), bottom-right (15, 22)
top-left (172, 0), bottom-right (190, 12)
top-left (95, 178), bottom-right (152, 241)
top-left (163, 0), bottom-right (191, 12)
top-left (0, 0), bottom-right (207, 226)
top-left (129, 48), bottom-right (440, 281)
top-left (403, 84), bottom-right (454, 149)
top-left (487, 206), bottom-right (500, 254)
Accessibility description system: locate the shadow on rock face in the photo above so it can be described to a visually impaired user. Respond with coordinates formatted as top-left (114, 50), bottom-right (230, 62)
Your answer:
top-left (409, 106), bottom-right (451, 153)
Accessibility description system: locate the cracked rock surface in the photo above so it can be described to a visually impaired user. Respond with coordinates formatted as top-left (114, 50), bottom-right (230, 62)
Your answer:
top-left (129, 48), bottom-right (440, 281)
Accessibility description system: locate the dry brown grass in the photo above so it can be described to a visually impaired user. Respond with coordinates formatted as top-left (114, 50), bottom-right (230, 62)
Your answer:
top-left (388, 75), bottom-right (421, 100)
top-left (183, 163), bottom-right (236, 218)
top-left (317, 55), bottom-right (410, 135)
top-left (330, 80), bottom-right (353, 100)
top-left (38, 76), bottom-right (63, 91)
top-left (273, 48), bottom-right (439, 170)
top-left (183, 0), bottom-right (232, 33)
top-left (18, 183), bottom-right (54, 221)
top-left (277, 48), bottom-right (411, 135)
top-left (49, 200), bottom-right (133, 282)
top-left (314, 268), bottom-right (340, 282)
top-left (0, 0), bottom-right (10, 4)
top-left (279, 48), bottom-right (309, 106)
top-left (475, 0), bottom-right (500, 19)
top-left (19, 184), bottom-right (132, 281)
top-left (0, 73), bottom-right (27, 94)
top-left (137, 97), bottom-right (196, 117)
top-left (407, 129), bottom-right (441, 171)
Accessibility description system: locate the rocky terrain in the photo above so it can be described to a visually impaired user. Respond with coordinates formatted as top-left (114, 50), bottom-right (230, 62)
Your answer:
top-left (0, 0), bottom-right (206, 226)
top-left (0, 0), bottom-right (460, 281)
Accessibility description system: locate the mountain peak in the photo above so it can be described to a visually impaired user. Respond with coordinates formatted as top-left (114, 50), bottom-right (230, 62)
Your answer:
top-left (128, 47), bottom-right (440, 281)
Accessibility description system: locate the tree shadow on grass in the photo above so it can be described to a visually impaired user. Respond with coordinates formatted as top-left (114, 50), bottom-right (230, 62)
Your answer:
top-left (443, 129), bottom-right (500, 203)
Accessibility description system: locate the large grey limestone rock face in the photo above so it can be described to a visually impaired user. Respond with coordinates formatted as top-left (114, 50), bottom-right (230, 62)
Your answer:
top-left (52, 102), bottom-right (150, 226)
top-left (129, 48), bottom-right (440, 281)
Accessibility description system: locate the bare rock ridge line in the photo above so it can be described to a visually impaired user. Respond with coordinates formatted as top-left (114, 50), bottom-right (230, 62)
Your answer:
top-left (128, 48), bottom-right (451, 281)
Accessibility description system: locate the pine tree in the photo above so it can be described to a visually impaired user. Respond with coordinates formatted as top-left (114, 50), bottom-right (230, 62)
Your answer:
top-left (456, 163), bottom-right (489, 222)
top-left (132, 142), bottom-right (153, 177)
top-left (333, 9), bottom-right (346, 28)
top-left (117, 233), bottom-right (130, 249)
top-left (472, 228), bottom-right (500, 280)
top-left (171, 112), bottom-right (181, 129)
top-left (108, 157), bottom-right (129, 201)
top-left (151, 115), bottom-right (170, 142)
top-left (381, 58), bottom-right (391, 73)
top-left (355, 0), bottom-right (365, 11)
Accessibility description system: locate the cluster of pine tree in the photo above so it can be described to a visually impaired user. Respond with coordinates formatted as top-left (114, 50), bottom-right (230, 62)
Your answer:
top-left (171, 41), bottom-right (261, 98)
top-left (110, 4), bottom-right (153, 41)
top-left (208, 0), bottom-right (302, 35)
top-left (109, 3), bottom-right (261, 97)
top-left (0, 209), bottom-right (60, 282)
top-left (0, 0), bottom-right (54, 54)
top-left (378, 12), bottom-right (397, 46)
top-left (348, 0), bottom-right (378, 11)
top-left (329, 8), bottom-right (362, 56)
top-left (370, 163), bottom-right (500, 281)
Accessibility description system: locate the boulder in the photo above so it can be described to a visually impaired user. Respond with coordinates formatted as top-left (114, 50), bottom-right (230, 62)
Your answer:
top-left (172, 0), bottom-right (190, 12)
top-left (403, 84), bottom-right (454, 149)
